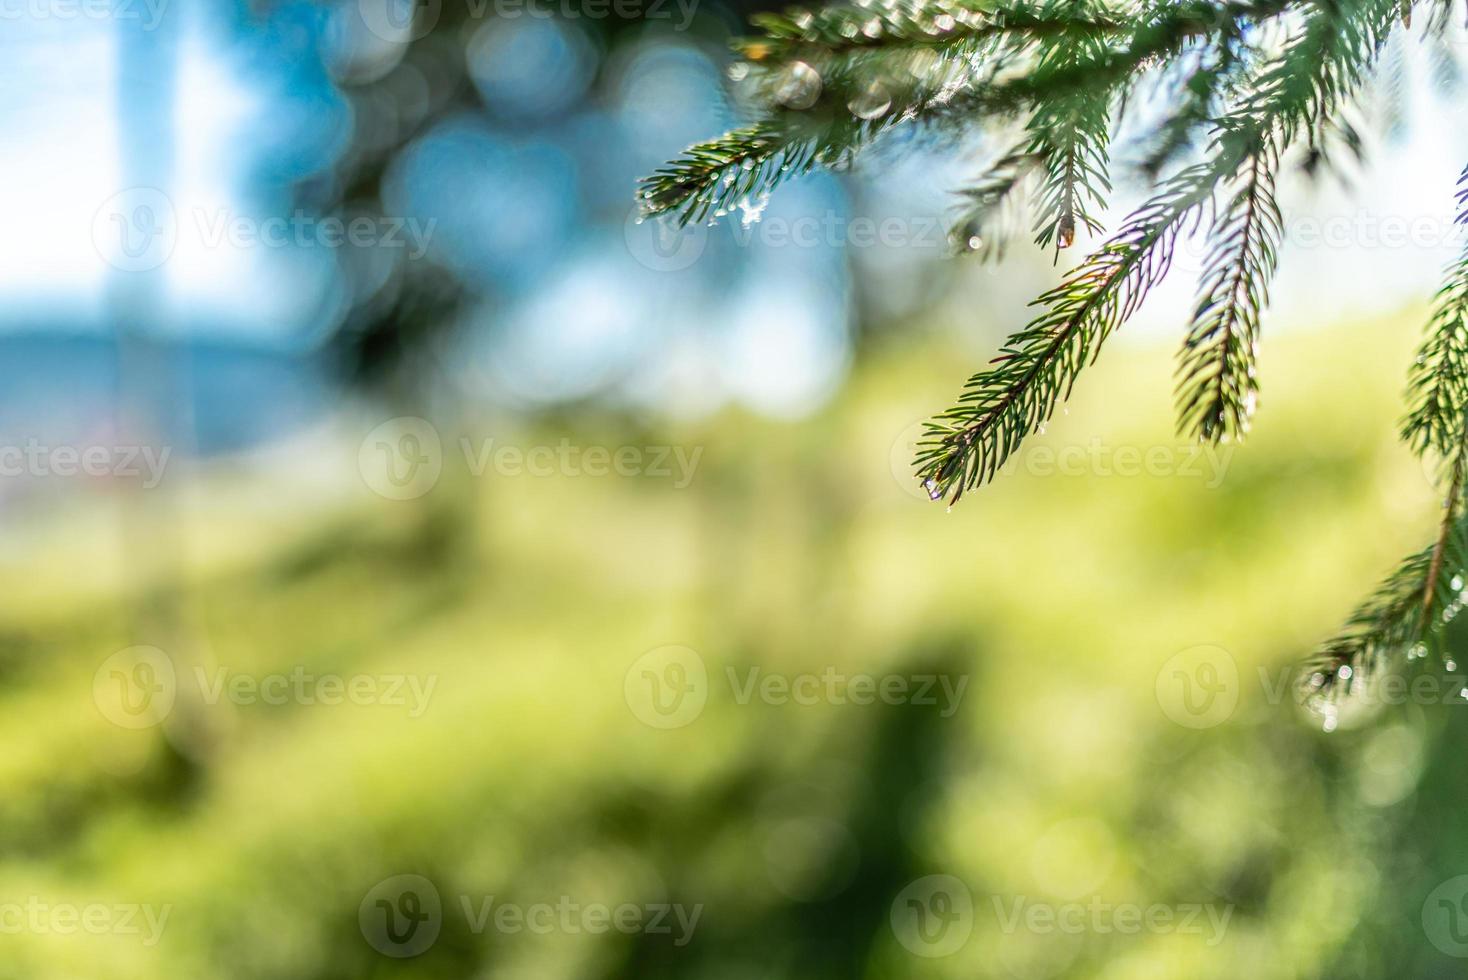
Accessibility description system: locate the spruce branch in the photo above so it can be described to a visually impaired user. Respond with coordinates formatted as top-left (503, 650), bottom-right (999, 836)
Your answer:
top-left (638, 122), bottom-right (826, 228)
top-left (914, 163), bottom-right (1215, 502)
top-left (640, 0), bottom-right (1302, 233)
top-left (916, 0), bottom-right (1394, 501)
top-left (1308, 166), bottom-right (1468, 701)
top-left (1023, 3), bottom-right (1115, 253)
top-left (643, 0), bottom-right (1462, 721)
top-left (1175, 144), bottom-right (1282, 442)
top-left (1404, 167), bottom-right (1468, 459)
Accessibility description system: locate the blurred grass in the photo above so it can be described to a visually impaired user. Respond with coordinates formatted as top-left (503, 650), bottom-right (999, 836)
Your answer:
top-left (1, 308), bottom-right (1464, 979)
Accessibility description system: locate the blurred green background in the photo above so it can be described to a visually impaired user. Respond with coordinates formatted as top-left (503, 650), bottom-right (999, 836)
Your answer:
top-left (6, 309), bottom-right (1468, 978)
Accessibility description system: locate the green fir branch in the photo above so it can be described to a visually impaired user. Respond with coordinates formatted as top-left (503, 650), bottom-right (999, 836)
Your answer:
top-left (914, 164), bottom-right (1215, 503)
top-left (1404, 166), bottom-right (1468, 459)
top-left (1175, 145), bottom-right (1282, 442)
top-left (1308, 166), bottom-right (1468, 700)
top-left (644, 0), bottom-right (1463, 719)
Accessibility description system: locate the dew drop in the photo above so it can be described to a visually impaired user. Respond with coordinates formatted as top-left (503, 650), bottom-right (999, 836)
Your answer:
top-left (1057, 217), bottom-right (1075, 249)
top-left (775, 61), bottom-right (822, 110)
top-left (728, 62), bottom-right (751, 82)
top-left (966, 234), bottom-right (983, 251)
top-left (847, 80), bottom-right (892, 120)
top-left (923, 478), bottom-right (942, 501)
top-left (862, 16), bottom-right (882, 37)
top-left (1448, 658), bottom-right (1459, 672)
